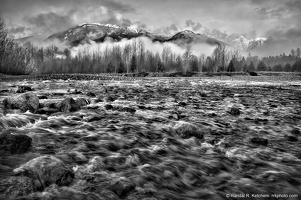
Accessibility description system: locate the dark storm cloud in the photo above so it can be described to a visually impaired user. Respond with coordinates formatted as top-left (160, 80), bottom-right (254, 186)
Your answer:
top-left (0, 0), bottom-right (136, 37)
top-left (0, 0), bottom-right (134, 14)
top-left (26, 12), bottom-right (74, 34)
top-left (267, 28), bottom-right (301, 41)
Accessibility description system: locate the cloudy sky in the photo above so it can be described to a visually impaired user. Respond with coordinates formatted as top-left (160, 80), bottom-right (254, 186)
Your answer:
top-left (0, 0), bottom-right (300, 55)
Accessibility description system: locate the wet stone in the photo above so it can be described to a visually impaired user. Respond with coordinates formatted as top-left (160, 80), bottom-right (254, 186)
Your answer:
top-left (174, 121), bottom-right (204, 139)
top-left (250, 137), bottom-right (268, 146)
top-left (229, 107), bottom-right (240, 115)
top-left (3, 92), bottom-right (39, 112)
top-left (0, 132), bottom-right (32, 154)
top-left (86, 92), bottom-right (96, 97)
top-left (291, 128), bottom-right (300, 135)
top-left (0, 176), bottom-right (34, 199)
top-left (84, 115), bottom-right (104, 122)
top-left (105, 104), bottom-right (114, 110)
top-left (110, 179), bottom-right (135, 198)
top-left (13, 155), bottom-right (74, 190)
top-left (286, 135), bottom-right (298, 142)
top-left (36, 108), bottom-right (59, 115)
top-left (38, 95), bottom-right (48, 99)
top-left (16, 85), bottom-right (32, 93)
top-left (118, 106), bottom-right (136, 114)
top-left (58, 97), bottom-right (89, 112)
top-left (105, 95), bottom-right (116, 102)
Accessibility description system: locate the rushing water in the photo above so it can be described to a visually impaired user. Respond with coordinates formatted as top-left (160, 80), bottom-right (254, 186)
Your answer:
top-left (0, 77), bottom-right (301, 200)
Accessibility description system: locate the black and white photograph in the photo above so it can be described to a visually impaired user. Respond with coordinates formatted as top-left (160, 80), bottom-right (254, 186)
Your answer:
top-left (0, 0), bottom-right (301, 199)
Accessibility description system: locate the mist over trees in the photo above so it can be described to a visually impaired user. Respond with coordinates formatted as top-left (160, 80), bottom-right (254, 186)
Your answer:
top-left (1, 18), bottom-right (301, 75)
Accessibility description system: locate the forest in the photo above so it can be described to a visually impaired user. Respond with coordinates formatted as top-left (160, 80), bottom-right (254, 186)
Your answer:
top-left (1, 19), bottom-right (301, 75)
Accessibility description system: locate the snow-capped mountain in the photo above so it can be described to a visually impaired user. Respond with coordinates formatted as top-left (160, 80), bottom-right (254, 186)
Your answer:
top-left (16, 23), bottom-right (267, 51)
top-left (231, 36), bottom-right (268, 51)
top-left (46, 23), bottom-right (223, 47)
top-left (47, 23), bottom-right (152, 46)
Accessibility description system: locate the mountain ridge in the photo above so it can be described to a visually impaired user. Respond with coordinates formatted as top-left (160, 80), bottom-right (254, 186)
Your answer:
top-left (17, 23), bottom-right (267, 51)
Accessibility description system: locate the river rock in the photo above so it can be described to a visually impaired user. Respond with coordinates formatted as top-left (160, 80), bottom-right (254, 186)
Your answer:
top-left (229, 107), bottom-right (240, 115)
top-left (0, 176), bottom-right (34, 199)
top-left (174, 121), bottom-right (204, 139)
top-left (13, 155), bottom-right (74, 190)
top-left (0, 132), bottom-right (32, 154)
top-left (3, 92), bottom-right (39, 112)
top-left (110, 178), bottom-right (135, 198)
top-left (86, 92), bottom-right (96, 97)
top-left (16, 85), bottom-right (32, 93)
top-left (58, 97), bottom-right (89, 112)
top-left (250, 137), bottom-right (268, 146)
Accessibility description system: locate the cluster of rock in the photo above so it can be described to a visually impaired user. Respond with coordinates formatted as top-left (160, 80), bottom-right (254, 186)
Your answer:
top-left (1, 85), bottom-right (90, 115)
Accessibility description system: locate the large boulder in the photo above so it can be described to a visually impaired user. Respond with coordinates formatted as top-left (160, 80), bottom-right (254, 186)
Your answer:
top-left (0, 176), bottom-right (34, 199)
top-left (3, 92), bottom-right (39, 112)
top-left (13, 155), bottom-right (74, 190)
top-left (0, 132), bottom-right (32, 154)
top-left (57, 97), bottom-right (90, 112)
top-left (174, 121), bottom-right (204, 139)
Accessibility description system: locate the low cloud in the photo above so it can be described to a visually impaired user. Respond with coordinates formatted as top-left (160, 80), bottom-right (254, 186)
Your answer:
top-left (153, 24), bottom-right (178, 36)
top-left (185, 20), bottom-right (202, 32)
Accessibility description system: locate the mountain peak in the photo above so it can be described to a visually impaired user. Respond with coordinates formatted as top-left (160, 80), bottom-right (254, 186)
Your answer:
top-left (77, 23), bottom-right (121, 29)
top-left (181, 30), bottom-right (196, 35)
top-left (232, 36), bottom-right (268, 51)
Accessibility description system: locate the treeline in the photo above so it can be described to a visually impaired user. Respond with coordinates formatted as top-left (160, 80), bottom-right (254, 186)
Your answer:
top-left (1, 18), bottom-right (301, 75)
top-left (0, 20), bottom-right (36, 74)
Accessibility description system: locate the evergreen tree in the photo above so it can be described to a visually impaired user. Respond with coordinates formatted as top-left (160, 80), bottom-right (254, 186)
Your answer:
top-left (106, 62), bottom-right (114, 73)
top-left (117, 61), bottom-right (125, 73)
top-left (291, 49), bottom-right (296, 57)
top-left (257, 61), bottom-right (267, 71)
top-left (273, 64), bottom-right (283, 72)
top-left (130, 55), bottom-right (137, 73)
top-left (283, 63), bottom-right (291, 72)
top-left (157, 59), bottom-right (165, 72)
top-left (297, 48), bottom-right (301, 58)
top-left (291, 60), bottom-right (301, 72)
top-left (248, 61), bottom-right (255, 71)
top-left (227, 59), bottom-right (235, 72)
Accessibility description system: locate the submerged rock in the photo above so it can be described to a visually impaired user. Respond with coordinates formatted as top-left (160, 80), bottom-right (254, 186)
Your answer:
top-left (3, 92), bottom-right (39, 112)
top-left (105, 95), bottom-right (117, 102)
top-left (36, 107), bottom-right (59, 115)
top-left (13, 155), bottom-right (74, 190)
top-left (117, 106), bottom-right (136, 114)
top-left (0, 176), bottom-right (34, 199)
top-left (110, 178), bottom-right (135, 198)
top-left (291, 128), bottom-right (300, 135)
top-left (286, 135), bottom-right (298, 142)
top-left (86, 92), bottom-right (96, 97)
top-left (0, 132), bottom-right (32, 154)
top-left (250, 137), bottom-right (268, 146)
top-left (29, 184), bottom-right (101, 200)
top-left (16, 85), bottom-right (32, 93)
top-left (174, 121), bottom-right (204, 139)
top-left (105, 104), bottom-right (114, 110)
top-left (229, 107), bottom-right (240, 115)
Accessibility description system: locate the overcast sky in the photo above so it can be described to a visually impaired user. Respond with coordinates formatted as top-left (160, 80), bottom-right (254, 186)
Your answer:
top-left (0, 0), bottom-right (300, 55)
